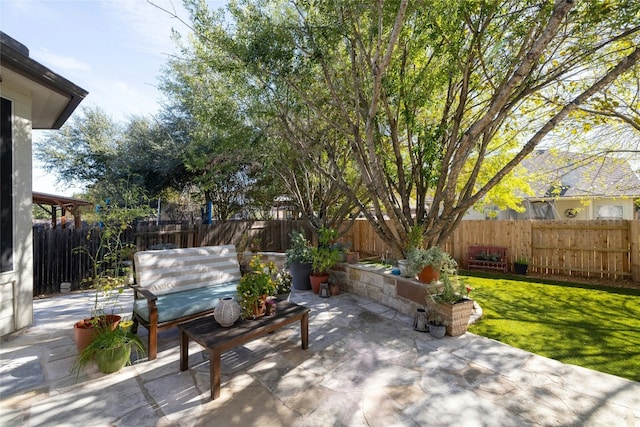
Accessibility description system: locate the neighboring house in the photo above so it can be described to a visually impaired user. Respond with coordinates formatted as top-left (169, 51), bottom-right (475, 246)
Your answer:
top-left (480, 150), bottom-right (640, 221)
top-left (1, 32), bottom-right (87, 336)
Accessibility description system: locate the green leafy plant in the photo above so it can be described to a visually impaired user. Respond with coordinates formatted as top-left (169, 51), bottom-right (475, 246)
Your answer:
top-left (71, 319), bottom-right (145, 376)
top-left (237, 256), bottom-right (277, 318)
top-left (405, 224), bottom-right (425, 253)
top-left (427, 272), bottom-right (469, 305)
top-left (406, 246), bottom-right (457, 277)
top-left (317, 226), bottom-right (338, 247)
top-left (311, 246), bottom-right (339, 275)
top-left (515, 257), bottom-right (529, 265)
top-left (285, 231), bottom-right (313, 266)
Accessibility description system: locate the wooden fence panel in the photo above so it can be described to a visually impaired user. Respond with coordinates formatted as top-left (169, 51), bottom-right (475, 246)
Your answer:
top-left (33, 219), bottom-right (639, 295)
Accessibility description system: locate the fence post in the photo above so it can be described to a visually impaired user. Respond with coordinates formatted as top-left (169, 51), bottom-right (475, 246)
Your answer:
top-left (630, 220), bottom-right (640, 283)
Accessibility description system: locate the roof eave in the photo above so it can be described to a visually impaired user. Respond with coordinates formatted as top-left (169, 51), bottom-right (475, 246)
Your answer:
top-left (0, 31), bottom-right (88, 129)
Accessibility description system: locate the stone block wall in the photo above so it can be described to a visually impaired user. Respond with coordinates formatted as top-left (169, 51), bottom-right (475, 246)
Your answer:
top-left (330, 263), bottom-right (439, 318)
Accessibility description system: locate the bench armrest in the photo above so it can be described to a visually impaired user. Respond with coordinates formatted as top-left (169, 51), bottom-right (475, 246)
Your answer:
top-left (129, 284), bottom-right (158, 302)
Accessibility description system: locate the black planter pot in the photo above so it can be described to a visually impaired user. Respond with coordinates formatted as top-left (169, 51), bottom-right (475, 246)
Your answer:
top-left (289, 262), bottom-right (312, 290)
top-left (514, 262), bottom-right (529, 275)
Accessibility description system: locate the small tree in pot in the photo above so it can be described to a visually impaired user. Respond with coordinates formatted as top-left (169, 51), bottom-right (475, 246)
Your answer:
top-left (309, 227), bottom-right (340, 294)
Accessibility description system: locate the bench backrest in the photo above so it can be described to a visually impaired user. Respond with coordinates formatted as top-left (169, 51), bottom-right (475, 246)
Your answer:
top-left (134, 245), bottom-right (241, 295)
top-left (468, 246), bottom-right (507, 259)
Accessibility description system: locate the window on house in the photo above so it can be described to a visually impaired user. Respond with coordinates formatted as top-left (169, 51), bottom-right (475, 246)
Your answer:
top-left (0, 97), bottom-right (13, 273)
top-left (596, 205), bottom-right (623, 220)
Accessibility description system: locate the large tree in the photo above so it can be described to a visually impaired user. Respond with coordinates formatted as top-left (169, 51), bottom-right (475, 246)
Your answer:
top-left (177, 0), bottom-right (640, 254)
top-left (36, 106), bottom-right (186, 203)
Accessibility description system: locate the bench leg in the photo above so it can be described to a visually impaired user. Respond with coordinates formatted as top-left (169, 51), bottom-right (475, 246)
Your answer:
top-left (148, 304), bottom-right (158, 360)
top-left (180, 330), bottom-right (189, 371)
top-left (301, 312), bottom-right (309, 350)
top-left (210, 349), bottom-right (221, 400)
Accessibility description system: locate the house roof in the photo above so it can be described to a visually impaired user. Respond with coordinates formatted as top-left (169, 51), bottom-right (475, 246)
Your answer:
top-left (0, 31), bottom-right (88, 129)
top-left (520, 150), bottom-right (640, 198)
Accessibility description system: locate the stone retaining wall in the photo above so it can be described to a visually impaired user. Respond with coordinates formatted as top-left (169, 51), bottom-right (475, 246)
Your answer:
top-left (330, 263), bottom-right (439, 317)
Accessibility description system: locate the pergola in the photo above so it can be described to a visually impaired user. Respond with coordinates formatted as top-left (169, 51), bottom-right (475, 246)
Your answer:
top-left (32, 192), bottom-right (92, 229)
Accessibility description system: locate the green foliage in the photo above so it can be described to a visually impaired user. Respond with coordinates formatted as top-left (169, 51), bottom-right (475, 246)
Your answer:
top-left (317, 226), bottom-right (338, 247)
top-left (173, 0), bottom-right (640, 257)
top-left (427, 272), bottom-right (468, 305)
top-left (71, 319), bottom-right (145, 376)
top-left (465, 274), bottom-right (640, 382)
top-left (406, 246), bottom-right (457, 277)
top-left (237, 256), bottom-right (277, 318)
top-left (310, 246), bottom-right (339, 275)
top-left (35, 106), bottom-right (185, 201)
top-left (285, 231), bottom-right (313, 266)
top-left (405, 225), bottom-right (425, 253)
top-left (74, 186), bottom-right (152, 317)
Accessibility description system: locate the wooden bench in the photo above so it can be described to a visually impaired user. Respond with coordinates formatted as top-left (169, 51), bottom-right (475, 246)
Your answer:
top-left (467, 245), bottom-right (508, 273)
top-left (131, 245), bottom-right (241, 360)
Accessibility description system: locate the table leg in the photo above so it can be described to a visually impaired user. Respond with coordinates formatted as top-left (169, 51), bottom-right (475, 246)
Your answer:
top-left (301, 312), bottom-right (309, 350)
top-left (210, 349), bottom-right (221, 400)
top-left (180, 330), bottom-right (189, 371)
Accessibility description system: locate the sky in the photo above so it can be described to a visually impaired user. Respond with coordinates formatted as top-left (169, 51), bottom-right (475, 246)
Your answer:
top-left (1, 0), bottom-right (225, 196)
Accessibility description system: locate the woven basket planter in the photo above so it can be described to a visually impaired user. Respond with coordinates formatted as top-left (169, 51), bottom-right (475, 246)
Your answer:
top-left (430, 298), bottom-right (474, 336)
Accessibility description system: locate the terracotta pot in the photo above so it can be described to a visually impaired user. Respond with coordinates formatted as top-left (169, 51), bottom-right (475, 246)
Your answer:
top-left (251, 296), bottom-right (268, 319)
top-left (329, 282), bottom-right (340, 295)
top-left (418, 266), bottom-right (440, 284)
top-left (346, 252), bottom-right (359, 264)
top-left (309, 274), bottom-right (329, 294)
top-left (73, 315), bottom-right (121, 353)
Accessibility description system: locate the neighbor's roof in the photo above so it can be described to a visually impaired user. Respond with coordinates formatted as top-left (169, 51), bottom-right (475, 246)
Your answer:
top-left (520, 150), bottom-right (640, 198)
top-left (0, 31), bottom-right (88, 129)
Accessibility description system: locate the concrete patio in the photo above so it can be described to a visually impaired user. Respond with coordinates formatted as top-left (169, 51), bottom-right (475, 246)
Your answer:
top-left (1, 288), bottom-right (639, 426)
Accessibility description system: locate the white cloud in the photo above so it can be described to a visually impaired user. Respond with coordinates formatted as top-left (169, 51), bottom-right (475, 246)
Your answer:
top-left (33, 49), bottom-right (92, 73)
top-left (98, 0), bottom-right (192, 57)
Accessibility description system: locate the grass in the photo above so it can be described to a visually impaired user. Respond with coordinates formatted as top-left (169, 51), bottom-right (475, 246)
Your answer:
top-left (461, 272), bottom-right (640, 382)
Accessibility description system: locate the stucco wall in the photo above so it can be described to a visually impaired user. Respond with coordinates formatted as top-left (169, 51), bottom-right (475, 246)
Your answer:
top-left (0, 84), bottom-right (33, 336)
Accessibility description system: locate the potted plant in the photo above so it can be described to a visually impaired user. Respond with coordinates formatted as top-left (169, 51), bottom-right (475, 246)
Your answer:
top-left (71, 319), bottom-right (146, 375)
top-left (73, 196), bottom-right (150, 352)
top-left (428, 313), bottom-right (447, 339)
top-left (285, 231), bottom-right (314, 290)
top-left (344, 248), bottom-right (359, 264)
top-left (274, 269), bottom-right (292, 299)
top-left (426, 272), bottom-right (474, 336)
top-left (406, 246), bottom-right (457, 283)
top-left (514, 257), bottom-right (529, 275)
top-left (73, 275), bottom-right (126, 352)
top-left (309, 246), bottom-right (339, 293)
top-left (237, 256), bottom-right (276, 319)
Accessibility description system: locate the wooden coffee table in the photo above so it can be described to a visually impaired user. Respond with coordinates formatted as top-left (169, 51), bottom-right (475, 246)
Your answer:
top-left (178, 299), bottom-right (310, 400)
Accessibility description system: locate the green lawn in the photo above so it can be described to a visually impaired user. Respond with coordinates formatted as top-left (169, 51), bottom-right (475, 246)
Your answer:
top-left (462, 272), bottom-right (640, 382)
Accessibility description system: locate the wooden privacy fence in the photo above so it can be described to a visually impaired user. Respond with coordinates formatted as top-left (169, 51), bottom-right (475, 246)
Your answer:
top-left (32, 220), bottom-right (312, 295)
top-left (33, 219), bottom-right (639, 295)
top-left (337, 219), bottom-right (639, 282)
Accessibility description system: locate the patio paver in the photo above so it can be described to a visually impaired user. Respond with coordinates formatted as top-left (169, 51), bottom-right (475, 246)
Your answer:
top-left (1, 288), bottom-right (639, 426)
